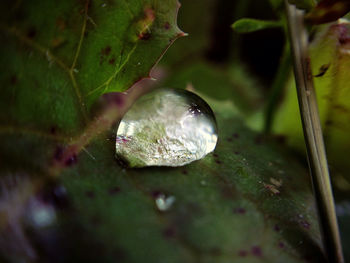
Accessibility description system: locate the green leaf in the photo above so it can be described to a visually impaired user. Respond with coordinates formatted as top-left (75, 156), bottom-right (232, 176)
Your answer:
top-left (56, 114), bottom-right (325, 263)
top-left (232, 18), bottom-right (282, 33)
top-left (0, 0), bottom-right (184, 131)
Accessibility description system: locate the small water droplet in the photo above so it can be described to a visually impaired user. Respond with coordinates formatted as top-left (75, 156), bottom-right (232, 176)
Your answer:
top-left (155, 194), bottom-right (175, 211)
top-left (26, 197), bottom-right (57, 228)
top-left (116, 89), bottom-right (218, 167)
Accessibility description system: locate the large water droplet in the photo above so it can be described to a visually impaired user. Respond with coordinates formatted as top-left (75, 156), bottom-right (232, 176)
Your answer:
top-left (116, 89), bottom-right (218, 167)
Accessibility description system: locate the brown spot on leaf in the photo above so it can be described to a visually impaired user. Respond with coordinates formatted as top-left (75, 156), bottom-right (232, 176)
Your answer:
top-left (164, 22), bottom-right (170, 30)
top-left (182, 170), bottom-right (188, 175)
top-left (333, 104), bottom-right (350, 114)
top-left (314, 63), bottom-right (330, 77)
top-left (136, 8), bottom-right (155, 40)
top-left (278, 242), bottom-right (285, 248)
top-left (108, 57), bottom-right (116, 65)
top-left (101, 46), bottom-right (111, 56)
top-left (233, 133), bottom-right (239, 138)
top-left (238, 250), bottom-right (248, 257)
top-left (233, 207), bottom-right (246, 214)
top-left (138, 31), bottom-right (151, 40)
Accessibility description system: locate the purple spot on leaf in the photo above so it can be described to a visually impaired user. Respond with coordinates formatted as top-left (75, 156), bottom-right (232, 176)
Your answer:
top-left (251, 246), bottom-right (262, 257)
top-left (65, 154), bottom-right (78, 166)
top-left (108, 57), bottom-right (116, 65)
top-left (164, 22), bottom-right (170, 30)
top-left (274, 224), bottom-right (281, 232)
top-left (300, 220), bottom-right (311, 230)
top-left (108, 187), bottom-right (121, 195)
top-left (233, 207), bottom-right (246, 214)
top-left (163, 226), bottom-right (176, 238)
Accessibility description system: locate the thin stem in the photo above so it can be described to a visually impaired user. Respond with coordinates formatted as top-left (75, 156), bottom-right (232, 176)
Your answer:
top-left (264, 40), bottom-right (291, 133)
top-left (284, 2), bottom-right (344, 263)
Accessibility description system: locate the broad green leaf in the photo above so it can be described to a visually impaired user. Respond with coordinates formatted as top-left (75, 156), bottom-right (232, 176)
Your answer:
top-left (59, 115), bottom-right (325, 263)
top-left (232, 18), bottom-right (282, 34)
top-left (0, 114), bottom-right (325, 262)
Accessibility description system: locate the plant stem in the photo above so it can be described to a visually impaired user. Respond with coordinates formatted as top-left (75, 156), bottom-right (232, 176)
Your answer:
top-left (264, 40), bottom-right (291, 133)
top-left (284, 2), bottom-right (344, 263)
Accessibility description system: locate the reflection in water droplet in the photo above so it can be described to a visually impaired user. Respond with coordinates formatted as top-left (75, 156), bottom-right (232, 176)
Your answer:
top-left (155, 194), bottom-right (176, 211)
top-left (116, 89), bottom-right (218, 167)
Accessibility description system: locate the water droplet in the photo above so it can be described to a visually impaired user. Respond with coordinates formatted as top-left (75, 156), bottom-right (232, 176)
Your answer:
top-left (116, 89), bottom-right (218, 167)
top-left (155, 194), bottom-right (176, 211)
top-left (26, 197), bottom-right (56, 228)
